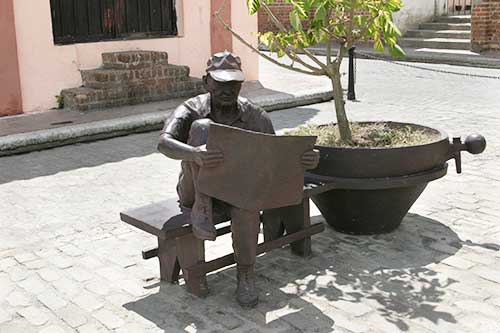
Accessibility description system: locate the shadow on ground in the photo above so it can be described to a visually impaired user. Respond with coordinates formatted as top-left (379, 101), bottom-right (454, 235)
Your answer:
top-left (0, 131), bottom-right (160, 184)
top-left (270, 107), bottom-right (322, 132)
top-left (124, 213), bottom-right (477, 332)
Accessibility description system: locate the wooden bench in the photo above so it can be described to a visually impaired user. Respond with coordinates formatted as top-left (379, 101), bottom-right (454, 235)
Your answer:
top-left (120, 182), bottom-right (328, 297)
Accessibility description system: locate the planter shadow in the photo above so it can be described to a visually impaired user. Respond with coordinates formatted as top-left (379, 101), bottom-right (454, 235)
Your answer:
top-left (123, 213), bottom-right (478, 331)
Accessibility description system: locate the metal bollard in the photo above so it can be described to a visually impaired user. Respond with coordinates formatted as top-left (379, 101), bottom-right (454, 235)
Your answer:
top-left (347, 47), bottom-right (356, 101)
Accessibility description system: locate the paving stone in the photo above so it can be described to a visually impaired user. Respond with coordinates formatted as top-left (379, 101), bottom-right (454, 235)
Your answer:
top-left (56, 305), bottom-right (88, 328)
top-left (441, 256), bottom-right (475, 270)
top-left (454, 300), bottom-right (500, 318)
top-left (92, 309), bottom-right (125, 330)
top-left (0, 275), bottom-right (15, 299)
top-left (206, 309), bottom-right (244, 330)
top-left (79, 256), bottom-right (105, 270)
top-left (37, 290), bottom-right (68, 310)
top-left (77, 322), bottom-right (107, 333)
top-left (23, 259), bottom-right (47, 270)
top-left (329, 300), bottom-right (373, 317)
top-left (0, 307), bottom-right (12, 324)
top-left (0, 257), bottom-right (17, 271)
top-left (7, 265), bottom-right (31, 282)
top-left (18, 276), bottom-right (47, 295)
top-left (6, 290), bottom-right (32, 307)
top-left (17, 307), bottom-right (49, 326)
top-left (39, 325), bottom-right (66, 333)
top-left (51, 276), bottom-right (80, 297)
top-left (474, 267), bottom-right (500, 284)
top-left (461, 313), bottom-right (500, 332)
top-left (85, 281), bottom-right (111, 296)
top-left (14, 253), bottom-right (38, 264)
top-left (58, 244), bottom-right (85, 257)
top-left (37, 268), bottom-right (61, 282)
top-left (118, 279), bottom-right (149, 297)
top-left (96, 266), bottom-right (128, 282)
top-left (72, 292), bottom-right (104, 312)
top-left (48, 256), bottom-right (74, 269)
top-left (67, 267), bottom-right (93, 282)
top-left (0, 318), bottom-right (36, 333)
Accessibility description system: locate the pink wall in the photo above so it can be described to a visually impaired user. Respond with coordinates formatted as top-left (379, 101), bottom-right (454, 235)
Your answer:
top-left (232, 0), bottom-right (259, 83)
top-left (12, 0), bottom-right (259, 113)
top-left (211, 0), bottom-right (233, 54)
top-left (0, 0), bottom-right (23, 116)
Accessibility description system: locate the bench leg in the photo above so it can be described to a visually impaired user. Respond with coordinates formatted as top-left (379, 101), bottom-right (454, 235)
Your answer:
top-left (284, 198), bottom-right (312, 258)
top-left (158, 238), bottom-right (180, 283)
top-left (262, 199), bottom-right (312, 258)
top-left (175, 234), bottom-right (209, 297)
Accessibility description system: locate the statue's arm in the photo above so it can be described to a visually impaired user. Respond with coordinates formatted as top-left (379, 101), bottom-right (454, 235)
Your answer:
top-left (158, 133), bottom-right (199, 161)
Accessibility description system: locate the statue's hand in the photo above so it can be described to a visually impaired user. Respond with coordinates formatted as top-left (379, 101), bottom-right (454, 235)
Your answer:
top-left (193, 145), bottom-right (224, 168)
top-left (301, 149), bottom-right (320, 170)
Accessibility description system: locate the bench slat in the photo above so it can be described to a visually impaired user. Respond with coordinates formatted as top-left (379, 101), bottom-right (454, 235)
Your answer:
top-left (121, 199), bottom-right (233, 240)
top-left (120, 199), bottom-right (189, 240)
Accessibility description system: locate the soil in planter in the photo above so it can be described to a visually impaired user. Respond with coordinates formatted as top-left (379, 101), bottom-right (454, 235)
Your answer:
top-left (287, 122), bottom-right (441, 148)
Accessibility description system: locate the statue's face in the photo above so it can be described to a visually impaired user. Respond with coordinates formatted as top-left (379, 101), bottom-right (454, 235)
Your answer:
top-left (205, 75), bottom-right (242, 107)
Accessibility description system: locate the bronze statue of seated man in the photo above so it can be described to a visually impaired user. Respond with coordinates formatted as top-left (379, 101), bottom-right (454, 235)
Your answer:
top-left (158, 51), bottom-right (319, 308)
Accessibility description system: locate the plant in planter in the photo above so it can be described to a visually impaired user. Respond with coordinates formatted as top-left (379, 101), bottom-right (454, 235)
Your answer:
top-left (215, 0), bottom-right (486, 234)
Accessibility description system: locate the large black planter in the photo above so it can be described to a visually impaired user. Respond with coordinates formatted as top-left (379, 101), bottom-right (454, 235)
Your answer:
top-left (308, 122), bottom-right (486, 235)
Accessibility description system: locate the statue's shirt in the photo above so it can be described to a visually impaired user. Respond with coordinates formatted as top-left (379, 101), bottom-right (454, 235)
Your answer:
top-left (161, 93), bottom-right (275, 141)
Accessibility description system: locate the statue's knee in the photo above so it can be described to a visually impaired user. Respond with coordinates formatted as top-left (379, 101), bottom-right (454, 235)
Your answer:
top-left (190, 119), bottom-right (212, 133)
top-left (188, 119), bottom-right (213, 145)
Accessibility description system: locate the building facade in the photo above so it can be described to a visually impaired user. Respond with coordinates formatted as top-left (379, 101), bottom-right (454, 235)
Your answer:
top-left (0, 0), bottom-right (259, 116)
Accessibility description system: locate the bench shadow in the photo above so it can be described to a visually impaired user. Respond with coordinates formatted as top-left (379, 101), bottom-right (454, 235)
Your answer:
top-left (124, 213), bottom-right (474, 332)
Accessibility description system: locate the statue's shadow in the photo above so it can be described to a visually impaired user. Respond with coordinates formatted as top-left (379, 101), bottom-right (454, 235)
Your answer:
top-left (124, 213), bottom-right (481, 332)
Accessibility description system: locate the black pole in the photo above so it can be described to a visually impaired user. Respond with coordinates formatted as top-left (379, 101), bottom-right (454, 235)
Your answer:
top-left (347, 47), bottom-right (356, 101)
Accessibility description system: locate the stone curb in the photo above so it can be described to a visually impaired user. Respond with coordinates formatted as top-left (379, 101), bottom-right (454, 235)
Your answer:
top-left (306, 47), bottom-right (500, 70)
top-left (0, 91), bottom-right (333, 157)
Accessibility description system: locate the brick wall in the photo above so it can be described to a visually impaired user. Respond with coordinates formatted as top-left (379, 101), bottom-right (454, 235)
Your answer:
top-left (258, 1), bottom-right (293, 33)
top-left (472, 0), bottom-right (500, 52)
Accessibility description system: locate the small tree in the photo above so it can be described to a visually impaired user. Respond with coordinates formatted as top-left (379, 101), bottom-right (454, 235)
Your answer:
top-left (215, 0), bottom-right (404, 143)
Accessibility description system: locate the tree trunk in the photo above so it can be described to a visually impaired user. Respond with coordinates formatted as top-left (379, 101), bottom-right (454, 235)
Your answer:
top-left (330, 73), bottom-right (352, 142)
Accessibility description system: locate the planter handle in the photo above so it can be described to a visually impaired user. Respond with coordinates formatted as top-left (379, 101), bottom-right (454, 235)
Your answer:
top-left (449, 134), bottom-right (486, 173)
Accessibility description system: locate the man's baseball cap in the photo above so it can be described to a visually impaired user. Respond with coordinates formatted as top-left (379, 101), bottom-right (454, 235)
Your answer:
top-left (206, 51), bottom-right (245, 82)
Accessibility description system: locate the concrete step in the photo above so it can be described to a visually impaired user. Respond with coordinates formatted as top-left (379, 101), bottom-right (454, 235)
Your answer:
top-left (405, 30), bottom-right (471, 39)
top-left (433, 15), bottom-right (471, 24)
top-left (102, 51), bottom-right (169, 69)
top-left (81, 64), bottom-right (190, 89)
top-left (411, 48), bottom-right (480, 56)
top-left (399, 38), bottom-right (471, 50)
top-left (419, 22), bottom-right (471, 31)
top-left (61, 78), bottom-right (205, 112)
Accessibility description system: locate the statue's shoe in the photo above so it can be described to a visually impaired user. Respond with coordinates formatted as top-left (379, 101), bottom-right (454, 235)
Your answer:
top-left (236, 265), bottom-right (259, 308)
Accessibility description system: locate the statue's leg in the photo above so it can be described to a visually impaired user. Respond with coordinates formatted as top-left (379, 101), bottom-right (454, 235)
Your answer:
top-left (261, 209), bottom-right (285, 241)
top-left (230, 207), bottom-right (260, 308)
top-left (176, 119), bottom-right (213, 208)
top-left (177, 119), bottom-right (217, 241)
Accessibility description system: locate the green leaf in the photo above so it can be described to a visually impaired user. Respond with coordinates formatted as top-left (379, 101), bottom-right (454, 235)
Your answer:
top-left (289, 11), bottom-right (303, 31)
top-left (290, 0), bottom-right (307, 17)
top-left (247, 0), bottom-right (261, 15)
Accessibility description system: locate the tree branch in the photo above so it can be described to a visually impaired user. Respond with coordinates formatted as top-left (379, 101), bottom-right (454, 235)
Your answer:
top-left (213, 5), bottom-right (323, 76)
top-left (260, 2), bottom-right (329, 72)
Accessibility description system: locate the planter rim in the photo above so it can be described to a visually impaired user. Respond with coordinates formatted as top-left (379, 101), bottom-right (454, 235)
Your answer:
top-left (314, 121), bottom-right (449, 151)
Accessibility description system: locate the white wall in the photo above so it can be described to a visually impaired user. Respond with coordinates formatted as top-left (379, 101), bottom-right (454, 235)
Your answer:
top-left (394, 0), bottom-right (443, 33)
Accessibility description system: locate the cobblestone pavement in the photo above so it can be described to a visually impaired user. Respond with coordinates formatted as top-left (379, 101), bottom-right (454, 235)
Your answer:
top-left (1, 59), bottom-right (500, 332)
